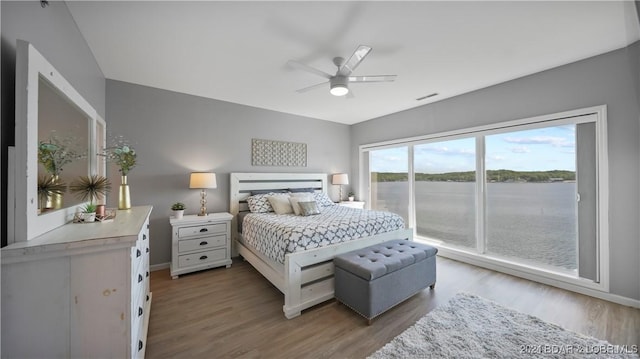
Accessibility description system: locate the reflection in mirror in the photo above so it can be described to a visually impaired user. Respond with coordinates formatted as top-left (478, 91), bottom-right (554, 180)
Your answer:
top-left (96, 117), bottom-right (106, 178)
top-left (37, 77), bottom-right (89, 214)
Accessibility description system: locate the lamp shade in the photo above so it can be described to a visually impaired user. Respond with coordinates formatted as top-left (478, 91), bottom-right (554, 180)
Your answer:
top-left (189, 172), bottom-right (217, 189)
top-left (332, 173), bottom-right (349, 185)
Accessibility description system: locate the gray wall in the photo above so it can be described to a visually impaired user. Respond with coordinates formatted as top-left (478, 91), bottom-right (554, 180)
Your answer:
top-left (351, 43), bottom-right (640, 301)
top-left (106, 80), bottom-right (351, 266)
top-left (1, 1), bottom-right (106, 245)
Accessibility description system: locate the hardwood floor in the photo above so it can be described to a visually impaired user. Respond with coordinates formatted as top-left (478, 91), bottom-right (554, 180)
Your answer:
top-left (146, 257), bottom-right (639, 358)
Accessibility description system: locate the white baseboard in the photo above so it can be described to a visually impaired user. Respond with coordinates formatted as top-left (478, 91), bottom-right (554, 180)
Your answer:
top-left (150, 262), bottom-right (170, 272)
top-left (435, 247), bottom-right (640, 309)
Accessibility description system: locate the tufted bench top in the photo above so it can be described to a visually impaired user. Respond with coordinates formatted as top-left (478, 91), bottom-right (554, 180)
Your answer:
top-left (334, 239), bottom-right (438, 281)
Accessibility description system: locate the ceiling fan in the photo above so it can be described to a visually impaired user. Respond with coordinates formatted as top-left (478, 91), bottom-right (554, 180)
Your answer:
top-left (287, 45), bottom-right (397, 97)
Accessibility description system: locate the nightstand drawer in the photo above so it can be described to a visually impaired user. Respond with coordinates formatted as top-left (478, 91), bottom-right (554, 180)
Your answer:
top-left (178, 248), bottom-right (226, 268)
top-left (178, 223), bottom-right (226, 238)
top-left (178, 234), bottom-right (226, 253)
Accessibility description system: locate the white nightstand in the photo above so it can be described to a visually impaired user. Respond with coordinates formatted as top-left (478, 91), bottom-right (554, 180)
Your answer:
top-left (339, 201), bottom-right (365, 209)
top-left (170, 212), bottom-right (233, 279)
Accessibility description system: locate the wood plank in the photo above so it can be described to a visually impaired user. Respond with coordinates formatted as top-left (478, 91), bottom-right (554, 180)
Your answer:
top-left (146, 257), bottom-right (640, 358)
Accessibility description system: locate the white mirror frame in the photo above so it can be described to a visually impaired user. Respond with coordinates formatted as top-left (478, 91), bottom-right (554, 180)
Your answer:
top-left (13, 40), bottom-right (99, 241)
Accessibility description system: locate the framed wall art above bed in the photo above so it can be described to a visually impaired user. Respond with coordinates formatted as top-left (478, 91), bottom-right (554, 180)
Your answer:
top-left (230, 172), bottom-right (413, 319)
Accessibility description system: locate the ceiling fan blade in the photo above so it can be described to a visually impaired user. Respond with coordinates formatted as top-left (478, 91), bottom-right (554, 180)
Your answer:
top-left (287, 60), bottom-right (332, 79)
top-left (349, 75), bottom-right (397, 83)
top-left (338, 45), bottom-right (372, 76)
top-left (295, 81), bottom-right (328, 93)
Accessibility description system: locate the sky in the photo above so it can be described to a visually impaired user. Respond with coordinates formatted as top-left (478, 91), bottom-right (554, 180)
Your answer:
top-left (370, 125), bottom-right (577, 173)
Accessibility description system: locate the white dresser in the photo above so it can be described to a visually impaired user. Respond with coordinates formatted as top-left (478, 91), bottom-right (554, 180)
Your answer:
top-left (170, 212), bottom-right (233, 278)
top-left (1, 206), bottom-right (153, 359)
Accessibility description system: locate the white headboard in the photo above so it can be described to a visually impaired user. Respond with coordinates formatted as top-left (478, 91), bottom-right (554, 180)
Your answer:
top-left (229, 172), bottom-right (328, 244)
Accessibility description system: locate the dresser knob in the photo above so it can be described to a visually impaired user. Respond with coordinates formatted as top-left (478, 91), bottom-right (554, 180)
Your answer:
top-left (146, 247), bottom-right (150, 253)
top-left (199, 228), bottom-right (208, 233)
top-left (138, 274), bottom-right (143, 283)
top-left (138, 340), bottom-right (144, 351)
top-left (138, 307), bottom-right (143, 316)
top-left (136, 249), bottom-right (141, 258)
top-left (143, 234), bottom-right (147, 240)
top-left (146, 271), bottom-right (149, 278)
top-left (199, 241), bottom-right (208, 246)
top-left (199, 255), bottom-right (208, 260)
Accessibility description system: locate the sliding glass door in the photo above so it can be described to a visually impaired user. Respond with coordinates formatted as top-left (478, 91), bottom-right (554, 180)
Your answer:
top-left (485, 125), bottom-right (579, 273)
top-left (414, 138), bottom-right (476, 250)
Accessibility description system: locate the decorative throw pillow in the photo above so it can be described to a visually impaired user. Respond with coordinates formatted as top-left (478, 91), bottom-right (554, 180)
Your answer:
top-left (299, 201), bottom-right (321, 216)
top-left (247, 193), bottom-right (275, 213)
top-left (312, 192), bottom-right (335, 208)
top-left (289, 195), bottom-right (313, 215)
top-left (267, 194), bottom-right (294, 215)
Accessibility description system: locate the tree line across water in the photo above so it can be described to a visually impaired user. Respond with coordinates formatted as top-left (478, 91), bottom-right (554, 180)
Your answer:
top-left (372, 170), bottom-right (575, 183)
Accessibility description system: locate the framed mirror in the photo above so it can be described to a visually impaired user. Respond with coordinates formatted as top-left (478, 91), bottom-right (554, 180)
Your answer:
top-left (13, 40), bottom-right (101, 241)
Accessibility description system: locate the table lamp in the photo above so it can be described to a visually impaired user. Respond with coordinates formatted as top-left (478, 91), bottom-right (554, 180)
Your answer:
top-left (332, 173), bottom-right (349, 202)
top-left (190, 172), bottom-right (217, 216)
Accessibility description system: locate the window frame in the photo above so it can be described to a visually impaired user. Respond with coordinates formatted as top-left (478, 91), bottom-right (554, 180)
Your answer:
top-left (359, 105), bottom-right (609, 293)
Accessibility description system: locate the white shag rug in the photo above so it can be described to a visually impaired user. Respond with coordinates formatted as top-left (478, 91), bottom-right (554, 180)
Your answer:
top-left (369, 293), bottom-right (639, 359)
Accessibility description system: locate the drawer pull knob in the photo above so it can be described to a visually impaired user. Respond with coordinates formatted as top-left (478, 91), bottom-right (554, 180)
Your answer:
top-left (146, 294), bottom-right (150, 302)
top-left (199, 241), bottom-right (208, 246)
top-left (146, 271), bottom-right (149, 278)
top-left (143, 234), bottom-right (147, 240)
top-left (199, 255), bottom-right (208, 260)
top-left (138, 307), bottom-right (144, 316)
top-left (136, 249), bottom-right (141, 258)
top-left (138, 274), bottom-right (143, 283)
top-left (138, 340), bottom-right (144, 351)
top-left (146, 247), bottom-right (150, 253)
top-left (199, 228), bottom-right (208, 233)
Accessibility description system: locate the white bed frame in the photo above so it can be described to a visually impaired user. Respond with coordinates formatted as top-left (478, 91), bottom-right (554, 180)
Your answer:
top-left (230, 172), bottom-right (413, 319)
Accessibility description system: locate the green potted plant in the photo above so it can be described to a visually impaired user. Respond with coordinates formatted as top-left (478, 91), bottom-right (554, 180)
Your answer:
top-left (348, 191), bottom-right (355, 202)
top-left (171, 202), bottom-right (185, 219)
top-left (69, 175), bottom-right (112, 222)
top-left (81, 203), bottom-right (98, 222)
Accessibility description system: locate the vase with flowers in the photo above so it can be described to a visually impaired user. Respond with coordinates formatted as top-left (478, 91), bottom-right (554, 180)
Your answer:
top-left (104, 136), bottom-right (137, 209)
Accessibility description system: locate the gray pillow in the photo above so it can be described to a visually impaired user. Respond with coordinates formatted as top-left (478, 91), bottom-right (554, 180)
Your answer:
top-left (299, 201), bottom-right (321, 216)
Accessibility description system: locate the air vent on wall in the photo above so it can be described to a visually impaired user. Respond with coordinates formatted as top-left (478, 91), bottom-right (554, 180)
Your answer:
top-left (416, 93), bottom-right (438, 101)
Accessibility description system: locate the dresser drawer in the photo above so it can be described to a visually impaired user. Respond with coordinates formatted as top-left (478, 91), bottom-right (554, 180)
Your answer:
top-left (178, 248), bottom-right (226, 268)
top-left (178, 234), bottom-right (226, 253)
top-left (178, 223), bottom-right (226, 238)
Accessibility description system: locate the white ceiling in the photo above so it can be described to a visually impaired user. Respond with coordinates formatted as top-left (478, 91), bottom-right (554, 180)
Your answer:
top-left (66, 1), bottom-right (640, 125)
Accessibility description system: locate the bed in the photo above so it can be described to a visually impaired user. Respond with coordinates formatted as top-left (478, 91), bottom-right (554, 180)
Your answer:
top-left (230, 172), bottom-right (413, 319)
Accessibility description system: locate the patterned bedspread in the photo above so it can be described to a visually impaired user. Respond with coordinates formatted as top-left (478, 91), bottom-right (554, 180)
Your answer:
top-left (241, 205), bottom-right (406, 264)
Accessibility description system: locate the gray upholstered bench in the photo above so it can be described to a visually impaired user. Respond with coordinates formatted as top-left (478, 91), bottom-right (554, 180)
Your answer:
top-left (334, 239), bottom-right (437, 324)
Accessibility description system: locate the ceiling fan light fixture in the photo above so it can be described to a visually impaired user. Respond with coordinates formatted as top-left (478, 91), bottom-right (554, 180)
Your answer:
top-left (330, 76), bottom-right (349, 96)
top-left (330, 84), bottom-right (349, 96)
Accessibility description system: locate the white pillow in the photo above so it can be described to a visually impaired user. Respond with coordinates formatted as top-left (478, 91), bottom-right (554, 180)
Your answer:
top-left (289, 195), bottom-right (313, 215)
top-left (267, 194), bottom-right (293, 215)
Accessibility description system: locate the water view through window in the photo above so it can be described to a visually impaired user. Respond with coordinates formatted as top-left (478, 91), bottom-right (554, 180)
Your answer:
top-left (368, 124), bottom-right (580, 272)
